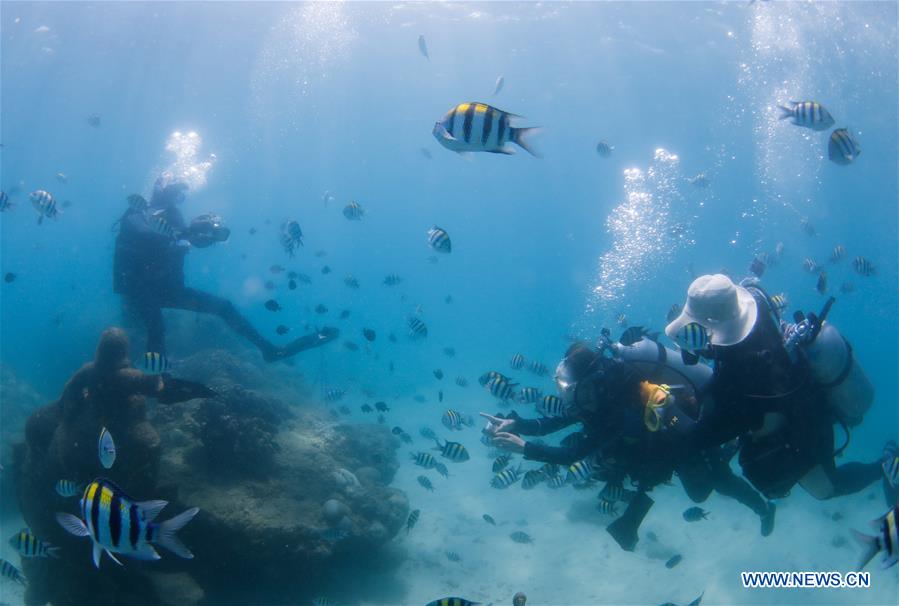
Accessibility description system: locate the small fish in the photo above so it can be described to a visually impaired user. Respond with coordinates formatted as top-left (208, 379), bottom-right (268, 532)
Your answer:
top-left (408, 316), bottom-right (428, 339)
top-left (749, 257), bottom-right (766, 278)
top-left (567, 459), bottom-right (593, 484)
top-left (770, 293), bottom-right (788, 311)
top-left (417, 475), bottom-right (435, 491)
top-left (342, 200), bottom-right (365, 221)
top-left (518, 387), bottom-right (542, 404)
top-left (4, 273), bottom-right (15, 283)
top-left (800, 218), bottom-right (816, 237)
top-left (53, 172), bottom-right (67, 183)
top-left (828, 128), bottom-right (861, 165)
top-left (830, 245), bottom-right (846, 263)
top-left (296, 273), bottom-right (312, 284)
top-left (248, 227), bottom-right (257, 235)
top-left (420, 148), bottom-right (433, 160)
top-left (487, 375), bottom-right (518, 402)
top-left (344, 341), bottom-right (359, 351)
top-left (528, 360), bottom-right (548, 375)
top-left (433, 438), bottom-right (470, 462)
top-left (434, 462), bottom-right (449, 478)
top-left (264, 299), bottom-right (282, 312)
top-left (315, 304), bottom-right (328, 314)
top-left (483, 514), bottom-right (496, 525)
top-left (665, 554), bottom-right (683, 569)
top-left (0, 558), bottom-right (25, 585)
top-left (417, 34), bottom-right (429, 59)
top-left (666, 303), bottom-right (681, 323)
top-left (596, 140), bottom-right (613, 157)
top-left (600, 483), bottom-right (627, 503)
top-left (98, 427), bottom-right (116, 469)
top-left (492, 454), bottom-right (511, 473)
top-left (427, 226), bottom-right (452, 253)
top-left (143, 351), bottom-right (170, 374)
top-left (775, 241), bottom-right (785, 257)
top-left (264, 280), bottom-right (276, 291)
top-left (817, 271), bottom-right (828, 294)
top-left (492, 75), bottom-right (506, 96)
top-left (433, 102), bottom-right (540, 157)
top-left (375, 401), bottom-right (389, 412)
top-left (412, 452), bottom-right (438, 469)
top-left (682, 506), bottom-right (709, 522)
top-left (426, 599), bottom-right (480, 606)
top-left (619, 326), bottom-right (648, 346)
top-left (344, 275), bottom-right (360, 289)
top-left (407, 509), bottom-right (420, 533)
top-left (399, 432), bottom-right (413, 445)
top-left (510, 531), bottom-right (533, 544)
top-left (445, 550), bottom-right (461, 562)
top-left (510, 353), bottom-right (525, 369)
top-left (86, 113), bottom-right (101, 127)
top-left (521, 469), bottom-right (545, 490)
top-left (288, 279), bottom-right (297, 290)
top-left (280, 220), bottom-right (304, 256)
top-left (853, 256), bottom-right (875, 276)
top-left (324, 388), bottom-right (346, 402)
top-left (361, 328), bottom-right (376, 342)
top-left (854, 503), bottom-right (899, 569)
top-left (419, 427), bottom-right (437, 440)
top-left (8, 529), bottom-right (59, 558)
top-left (56, 478), bottom-right (198, 568)
top-left (339, 309), bottom-right (350, 319)
top-left (321, 265), bottom-right (332, 275)
top-left (803, 257), bottom-right (819, 273)
top-left (312, 597), bottom-right (333, 606)
top-left (778, 101), bottom-right (835, 131)
top-left (674, 322), bottom-right (709, 352)
top-left (55, 479), bottom-right (81, 497)
top-left (686, 173), bottom-right (710, 188)
top-left (276, 325), bottom-right (290, 336)
top-left (547, 474), bottom-right (567, 489)
top-left (454, 376), bottom-right (468, 387)
top-left (270, 264), bottom-right (285, 274)
top-left (383, 274), bottom-right (403, 286)
top-left (538, 395), bottom-right (566, 418)
top-left (597, 499), bottom-right (619, 516)
top-left (30, 190), bottom-right (59, 224)
top-left (442, 410), bottom-right (466, 430)
top-left (616, 313), bottom-right (628, 327)
top-left (0, 191), bottom-right (11, 211)
top-left (433, 369), bottom-right (444, 380)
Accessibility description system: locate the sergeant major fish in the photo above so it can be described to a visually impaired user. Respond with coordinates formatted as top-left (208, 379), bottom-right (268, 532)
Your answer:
top-left (433, 102), bottom-right (540, 157)
top-left (778, 100), bottom-right (835, 131)
top-left (427, 226), bottom-right (452, 253)
top-left (829, 128), bottom-right (861, 166)
top-left (56, 478), bottom-right (199, 568)
top-left (433, 438), bottom-right (470, 462)
top-left (30, 190), bottom-right (60, 225)
top-left (8, 529), bottom-right (59, 558)
top-left (853, 503), bottom-right (899, 570)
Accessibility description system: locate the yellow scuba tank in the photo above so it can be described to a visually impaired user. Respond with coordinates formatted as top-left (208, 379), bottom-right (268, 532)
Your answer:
top-left (804, 322), bottom-right (873, 427)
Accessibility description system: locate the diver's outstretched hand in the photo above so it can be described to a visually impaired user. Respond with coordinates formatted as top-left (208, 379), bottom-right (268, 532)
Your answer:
top-left (267, 326), bottom-right (340, 362)
top-left (479, 412), bottom-right (516, 434)
top-left (492, 431), bottom-right (526, 454)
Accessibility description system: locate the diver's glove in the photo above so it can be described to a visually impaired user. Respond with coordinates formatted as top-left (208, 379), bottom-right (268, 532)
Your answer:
top-left (157, 374), bottom-right (216, 404)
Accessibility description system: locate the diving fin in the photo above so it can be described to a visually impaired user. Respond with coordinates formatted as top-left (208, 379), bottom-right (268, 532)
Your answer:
top-left (268, 326), bottom-right (339, 362)
top-left (157, 376), bottom-right (215, 404)
top-left (606, 491), bottom-right (654, 552)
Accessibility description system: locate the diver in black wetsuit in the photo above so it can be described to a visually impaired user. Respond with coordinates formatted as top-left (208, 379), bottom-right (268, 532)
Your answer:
top-left (665, 274), bottom-right (885, 501)
top-left (483, 341), bottom-right (774, 551)
top-left (113, 175), bottom-right (337, 364)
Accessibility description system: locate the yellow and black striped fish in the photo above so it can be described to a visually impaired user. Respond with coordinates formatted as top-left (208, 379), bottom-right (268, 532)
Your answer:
top-left (8, 529), bottom-right (59, 558)
top-left (433, 102), bottom-right (540, 157)
top-left (56, 478), bottom-right (199, 569)
top-left (426, 598), bottom-right (479, 606)
top-left (0, 558), bottom-right (25, 585)
top-left (828, 128), bottom-right (861, 165)
top-left (510, 353), bottom-right (525, 369)
top-left (778, 100), bottom-right (834, 131)
top-left (567, 459), bottom-right (593, 484)
top-left (487, 375), bottom-right (517, 402)
top-left (343, 200), bottom-right (364, 221)
top-left (433, 439), bottom-right (470, 462)
top-left (491, 465), bottom-right (523, 489)
top-left (143, 351), bottom-right (170, 374)
top-left (427, 226), bottom-right (452, 253)
top-left (412, 451), bottom-right (438, 469)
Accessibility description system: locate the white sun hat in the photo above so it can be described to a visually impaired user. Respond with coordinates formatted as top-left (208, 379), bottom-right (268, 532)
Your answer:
top-left (664, 274), bottom-right (758, 347)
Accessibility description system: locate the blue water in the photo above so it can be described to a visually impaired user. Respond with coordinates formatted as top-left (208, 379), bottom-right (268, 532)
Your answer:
top-left (1, 2), bottom-right (897, 605)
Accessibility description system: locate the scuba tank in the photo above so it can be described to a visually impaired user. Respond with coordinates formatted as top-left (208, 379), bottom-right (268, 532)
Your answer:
top-left (803, 322), bottom-right (873, 427)
top-left (607, 337), bottom-right (713, 401)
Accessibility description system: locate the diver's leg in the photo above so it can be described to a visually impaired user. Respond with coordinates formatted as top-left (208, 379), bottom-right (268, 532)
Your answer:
top-left (824, 461), bottom-right (883, 498)
top-left (123, 297), bottom-right (166, 357)
top-left (709, 456), bottom-right (776, 535)
top-left (675, 454), bottom-right (715, 503)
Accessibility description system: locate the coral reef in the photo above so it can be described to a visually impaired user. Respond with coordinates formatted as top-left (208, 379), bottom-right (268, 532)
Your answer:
top-left (13, 341), bottom-right (408, 606)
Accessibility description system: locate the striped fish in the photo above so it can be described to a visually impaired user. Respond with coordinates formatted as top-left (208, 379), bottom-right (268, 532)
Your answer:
top-left (478, 370), bottom-right (509, 386)
top-left (30, 189), bottom-right (59, 225)
top-left (433, 102), bottom-right (540, 157)
top-left (344, 275), bottom-right (360, 289)
top-left (434, 462), bottom-right (450, 478)
top-left (528, 360), bottom-right (548, 376)
top-left (408, 316), bottom-right (428, 339)
top-left (510, 353), bottom-right (525, 369)
top-left (0, 558), bottom-right (25, 585)
top-left (853, 504), bottom-right (899, 570)
top-left (442, 409), bottom-right (465, 430)
top-left (455, 376), bottom-right (469, 387)
top-left (778, 101), bottom-right (834, 131)
top-left (491, 465), bottom-right (523, 489)
top-left (419, 426), bottom-right (437, 440)
top-left (280, 220), bottom-right (303, 257)
top-left (674, 322), bottom-right (709, 352)
top-left (547, 474), bottom-right (567, 489)
top-left (406, 509), bottom-right (420, 533)
top-left (383, 274), bottom-right (403, 286)
top-left (8, 529), bottom-right (59, 558)
top-left (425, 598), bottom-right (479, 606)
top-left (597, 499), bottom-right (619, 516)
top-left (853, 256), bottom-right (875, 277)
top-left (412, 452), bottom-right (438, 469)
top-left (596, 140), bottom-right (613, 157)
top-left (521, 469), bottom-right (545, 490)
top-left (518, 386), bottom-right (542, 404)
top-left (433, 439), bottom-right (470, 462)
top-left (487, 376), bottom-right (517, 402)
top-left (56, 479), bottom-right (81, 498)
top-left (770, 293), bottom-right (788, 312)
top-left (98, 427), bottom-right (116, 470)
top-left (830, 245), bottom-right (846, 263)
top-left (324, 388), bottom-right (345, 402)
top-left (56, 478), bottom-right (199, 569)
top-left (828, 128), bottom-right (861, 165)
top-left (538, 395), bottom-right (566, 418)
top-left (0, 191), bottom-right (12, 211)
top-left (343, 201), bottom-right (364, 220)
top-left (492, 454), bottom-right (511, 473)
top-left (567, 459), bottom-right (594, 484)
top-left (143, 351), bottom-right (170, 374)
top-left (427, 226), bottom-right (452, 253)
top-left (803, 257), bottom-right (819, 273)
top-left (417, 475), bottom-right (435, 491)
top-left (883, 456), bottom-right (899, 488)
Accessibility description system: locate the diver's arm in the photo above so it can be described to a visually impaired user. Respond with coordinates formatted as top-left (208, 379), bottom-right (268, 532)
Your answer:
top-left (523, 433), bottom-right (597, 465)
top-left (511, 413), bottom-right (578, 437)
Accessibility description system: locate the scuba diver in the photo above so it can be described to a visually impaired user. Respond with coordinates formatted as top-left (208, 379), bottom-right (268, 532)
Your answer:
top-left (483, 338), bottom-right (774, 552)
top-left (113, 174), bottom-right (337, 366)
top-left (664, 273), bottom-right (886, 501)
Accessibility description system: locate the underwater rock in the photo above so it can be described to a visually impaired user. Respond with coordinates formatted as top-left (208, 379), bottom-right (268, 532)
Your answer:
top-left (174, 348), bottom-right (266, 390)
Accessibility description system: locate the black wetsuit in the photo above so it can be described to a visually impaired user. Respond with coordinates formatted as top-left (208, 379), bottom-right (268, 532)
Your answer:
top-left (113, 203), bottom-right (276, 359)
